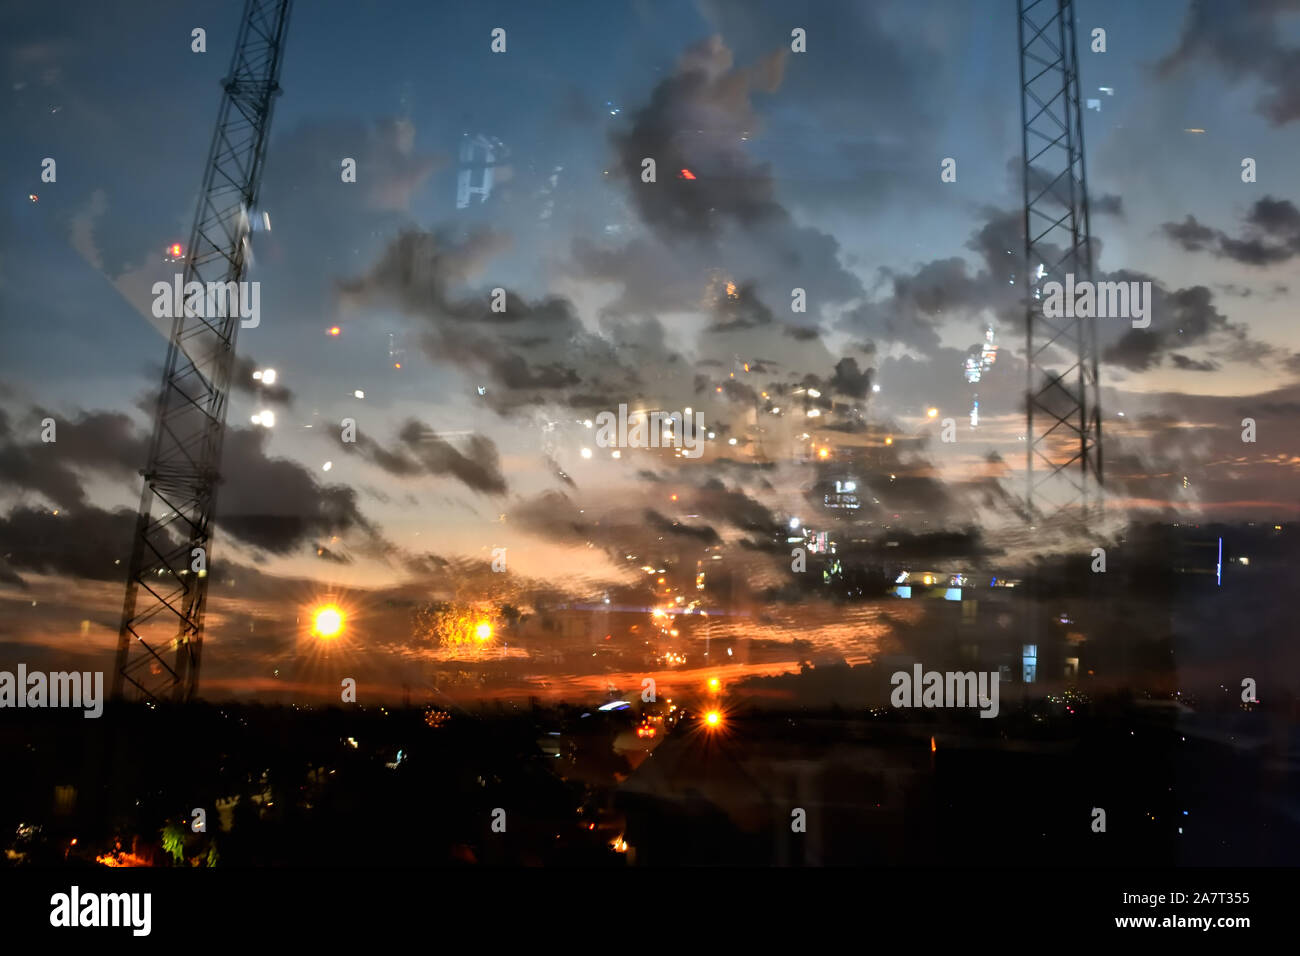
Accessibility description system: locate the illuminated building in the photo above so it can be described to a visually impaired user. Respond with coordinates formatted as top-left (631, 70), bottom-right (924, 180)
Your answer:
top-left (456, 133), bottom-right (506, 209)
top-left (963, 326), bottom-right (999, 383)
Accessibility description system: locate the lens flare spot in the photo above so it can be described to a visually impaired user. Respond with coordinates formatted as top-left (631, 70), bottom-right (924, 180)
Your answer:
top-left (312, 605), bottom-right (344, 639)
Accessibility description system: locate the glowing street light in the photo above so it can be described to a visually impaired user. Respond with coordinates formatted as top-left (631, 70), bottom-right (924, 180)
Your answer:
top-left (475, 621), bottom-right (493, 642)
top-left (704, 710), bottom-right (722, 728)
top-left (312, 604), bottom-right (345, 639)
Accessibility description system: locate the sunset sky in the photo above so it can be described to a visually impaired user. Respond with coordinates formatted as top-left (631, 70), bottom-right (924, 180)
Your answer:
top-left (2, 0), bottom-right (1298, 701)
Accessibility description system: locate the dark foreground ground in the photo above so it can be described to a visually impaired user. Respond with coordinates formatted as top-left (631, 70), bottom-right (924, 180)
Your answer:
top-left (2, 684), bottom-right (1295, 868)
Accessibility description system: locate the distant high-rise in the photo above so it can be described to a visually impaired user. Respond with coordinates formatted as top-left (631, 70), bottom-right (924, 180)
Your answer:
top-left (456, 133), bottom-right (506, 209)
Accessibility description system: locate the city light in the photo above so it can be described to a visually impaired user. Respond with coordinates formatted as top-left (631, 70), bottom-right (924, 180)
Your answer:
top-left (927, 407), bottom-right (939, 418)
top-left (312, 605), bottom-right (344, 639)
top-left (327, 326), bottom-right (341, 336)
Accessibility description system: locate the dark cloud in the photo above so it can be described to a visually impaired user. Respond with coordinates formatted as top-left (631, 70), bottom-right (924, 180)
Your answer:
top-left (643, 508), bottom-right (721, 544)
top-left (784, 325), bottom-right (821, 341)
top-left (1158, 0), bottom-right (1300, 126)
top-left (1161, 215), bottom-right (1218, 252)
top-left (612, 35), bottom-right (787, 239)
top-left (339, 229), bottom-right (693, 416)
top-left (1246, 196), bottom-right (1300, 235)
top-left (0, 402), bottom-right (382, 561)
top-left (834, 201), bottom-right (1273, 379)
top-left (0, 505), bottom-right (139, 582)
top-left (829, 357), bottom-right (873, 399)
top-left (0, 409), bottom-right (146, 507)
top-left (345, 419), bottom-right (508, 495)
top-left (396, 421), bottom-right (508, 496)
top-left (839, 207), bottom-right (1023, 354)
top-left (1169, 354), bottom-right (1221, 372)
top-left (1092, 193), bottom-right (1124, 217)
top-left (708, 281), bottom-right (774, 333)
top-left (216, 427), bottom-right (376, 554)
top-left (573, 35), bottom-right (864, 335)
top-left (693, 478), bottom-right (776, 532)
top-left (1102, 284), bottom-right (1238, 372)
top-left (511, 491), bottom-right (593, 548)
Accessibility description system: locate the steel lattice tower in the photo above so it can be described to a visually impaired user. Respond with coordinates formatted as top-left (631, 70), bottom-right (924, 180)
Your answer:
top-left (1018, 0), bottom-right (1102, 526)
top-left (114, 0), bottom-right (293, 702)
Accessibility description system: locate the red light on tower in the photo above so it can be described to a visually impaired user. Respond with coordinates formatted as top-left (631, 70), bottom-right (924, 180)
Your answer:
top-left (327, 326), bottom-right (341, 337)
top-left (677, 168), bottom-right (697, 180)
top-left (170, 243), bottom-right (183, 257)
